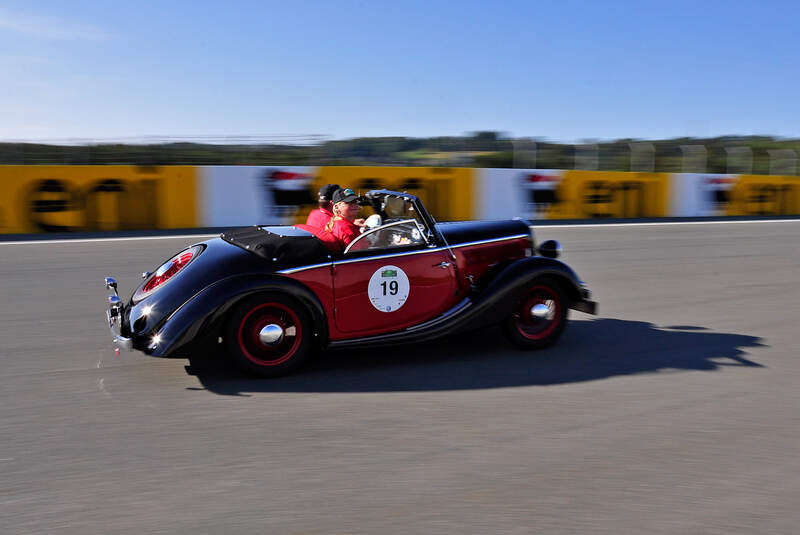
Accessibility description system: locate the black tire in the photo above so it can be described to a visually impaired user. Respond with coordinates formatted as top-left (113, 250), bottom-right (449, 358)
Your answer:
top-left (503, 277), bottom-right (569, 350)
top-left (224, 293), bottom-right (314, 377)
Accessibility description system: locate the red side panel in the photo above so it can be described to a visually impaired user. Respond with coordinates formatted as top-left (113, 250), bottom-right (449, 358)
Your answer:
top-left (285, 237), bottom-right (529, 343)
top-left (331, 250), bottom-right (463, 338)
top-left (453, 237), bottom-right (529, 286)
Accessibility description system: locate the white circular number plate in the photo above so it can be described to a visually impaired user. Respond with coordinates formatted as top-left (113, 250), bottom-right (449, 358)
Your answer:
top-left (368, 265), bottom-right (410, 312)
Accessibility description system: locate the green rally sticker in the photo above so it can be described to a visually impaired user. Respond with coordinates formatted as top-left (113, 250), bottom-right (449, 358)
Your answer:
top-left (381, 269), bottom-right (397, 278)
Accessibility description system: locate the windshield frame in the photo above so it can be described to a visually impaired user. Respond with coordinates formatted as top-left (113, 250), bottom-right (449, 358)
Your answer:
top-left (343, 218), bottom-right (429, 254)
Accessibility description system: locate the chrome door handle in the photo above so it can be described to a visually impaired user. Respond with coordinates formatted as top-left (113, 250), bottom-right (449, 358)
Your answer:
top-left (435, 262), bottom-right (451, 269)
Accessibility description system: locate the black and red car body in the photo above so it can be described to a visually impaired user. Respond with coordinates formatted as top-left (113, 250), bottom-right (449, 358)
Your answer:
top-left (105, 190), bottom-right (597, 376)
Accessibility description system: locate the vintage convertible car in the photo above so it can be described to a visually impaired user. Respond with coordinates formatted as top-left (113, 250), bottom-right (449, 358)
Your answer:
top-left (105, 190), bottom-right (596, 377)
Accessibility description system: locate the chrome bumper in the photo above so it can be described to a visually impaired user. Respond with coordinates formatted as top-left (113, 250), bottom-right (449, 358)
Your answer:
top-left (107, 310), bottom-right (133, 351)
top-left (105, 277), bottom-right (133, 352)
top-left (571, 299), bottom-right (597, 315)
top-left (570, 285), bottom-right (598, 315)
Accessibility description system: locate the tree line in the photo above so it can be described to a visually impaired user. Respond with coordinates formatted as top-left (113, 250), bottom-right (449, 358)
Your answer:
top-left (1, 132), bottom-right (798, 174)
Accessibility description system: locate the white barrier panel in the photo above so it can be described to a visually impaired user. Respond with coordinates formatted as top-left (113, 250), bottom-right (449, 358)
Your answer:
top-left (477, 169), bottom-right (562, 220)
top-left (200, 166), bottom-right (314, 227)
top-left (670, 173), bottom-right (738, 217)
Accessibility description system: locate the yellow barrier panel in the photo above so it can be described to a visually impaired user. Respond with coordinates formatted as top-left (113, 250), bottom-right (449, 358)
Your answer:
top-left (0, 166), bottom-right (198, 234)
top-left (725, 175), bottom-right (800, 216)
top-left (311, 167), bottom-right (475, 222)
top-left (546, 171), bottom-right (670, 219)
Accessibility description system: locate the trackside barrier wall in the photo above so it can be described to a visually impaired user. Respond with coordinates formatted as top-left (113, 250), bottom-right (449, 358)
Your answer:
top-left (670, 174), bottom-right (800, 217)
top-left (725, 175), bottom-right (800, 215)
top-left (548, 171), bottom-right (671, 219)
top-left (476, 169), bottom-right (670, 219)
top-left (200, 166), bottom-right (315, 227)
top-left (0, 166), bottom-right (198, 234)
top-left (478, 170), bottom-right (800, 219)
top-left (198, 166), bottom-right (475, 227)
top-left (670, 173), bottom-right (735, 216)
top-left (2, 166), bottom-right (800, 234)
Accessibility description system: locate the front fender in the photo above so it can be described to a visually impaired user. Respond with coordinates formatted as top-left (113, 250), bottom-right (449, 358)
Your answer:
top-left (469, 256), bottom-right (594, 326)
top-left (148, 274), bottom-right (328, 357)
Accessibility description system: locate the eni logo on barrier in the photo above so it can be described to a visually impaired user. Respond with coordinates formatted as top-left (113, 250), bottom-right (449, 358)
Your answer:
top-left (742, 183), bottom-right (797, 215)
top-left (24, 178), bottom-right (159, 232)
top-left (0, 166), bottom-right (198, 233)
top-left (561, 171), bottom-right (668, 219)
top-left (579, 180), bottom-right (652, 218)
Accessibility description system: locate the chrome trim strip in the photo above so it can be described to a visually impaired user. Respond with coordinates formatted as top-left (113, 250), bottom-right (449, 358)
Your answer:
top-left (405, 297), bottom-right (472, 331)
top-left (334, 246), bottom-right (446, 266)
top-left (282, 233), bottom-right (531, 272)
top-left (450, 234), bottom-right (529, 249)
top-left (276, 262), bottom-right (333, 275)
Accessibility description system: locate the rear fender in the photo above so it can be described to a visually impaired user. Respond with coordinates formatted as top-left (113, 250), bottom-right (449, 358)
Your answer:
top-left (149, 275), bottom-right (328, 357)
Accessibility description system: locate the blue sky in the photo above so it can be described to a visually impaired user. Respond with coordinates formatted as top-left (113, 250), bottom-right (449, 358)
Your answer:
top-left (1, 0), bottom-right (798, 142)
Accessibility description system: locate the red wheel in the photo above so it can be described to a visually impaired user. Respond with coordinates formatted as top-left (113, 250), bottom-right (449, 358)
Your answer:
top-left (225, 294), bottom-right (313, 377)
top-left (503, 279), bottom-right (568, 349)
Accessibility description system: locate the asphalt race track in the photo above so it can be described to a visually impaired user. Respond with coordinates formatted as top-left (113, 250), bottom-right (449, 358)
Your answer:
top-left (2, 221), bottom-right (799, 534)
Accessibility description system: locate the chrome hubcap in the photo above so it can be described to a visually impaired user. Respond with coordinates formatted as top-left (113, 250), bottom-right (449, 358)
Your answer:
top-left (259, 324), bottom-right (284, 346)
top-left (531, 302), bottom-right (554, 321)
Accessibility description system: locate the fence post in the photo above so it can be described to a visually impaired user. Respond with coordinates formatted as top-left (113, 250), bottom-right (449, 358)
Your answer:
top-left (512, 138), bottom-right (537, 169)
top-left (680, 145), bottom-right (707, 173)
top-left (630, 142), bottom-right (655, 172)
top-left (575, 143), bottom-right (598, 170)
top-left (768, 149), bottom-right (797, 175)
top-left (725, 146), bottom-right (752, 174)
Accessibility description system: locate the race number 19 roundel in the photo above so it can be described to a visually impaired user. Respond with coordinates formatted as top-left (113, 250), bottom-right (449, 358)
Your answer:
top-left (368, 265), bottom-right (410, 312)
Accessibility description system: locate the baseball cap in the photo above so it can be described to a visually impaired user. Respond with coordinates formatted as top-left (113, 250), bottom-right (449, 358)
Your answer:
top-left (332, 188), bottom-right (358, 204)
top-left (318, 183), bottom-right (340, 202)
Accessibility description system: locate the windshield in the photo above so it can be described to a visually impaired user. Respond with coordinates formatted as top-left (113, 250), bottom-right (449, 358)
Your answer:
top-left (345, 219), bottom-right (427, 253)
top-left (343, 192), bottom-right (432, 254)
top-left (378, 195), bottom-right (427, 229)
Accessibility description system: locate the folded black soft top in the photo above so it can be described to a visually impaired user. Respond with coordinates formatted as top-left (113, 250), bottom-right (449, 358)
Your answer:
top-left (221, 226), bottom-right (331, 267)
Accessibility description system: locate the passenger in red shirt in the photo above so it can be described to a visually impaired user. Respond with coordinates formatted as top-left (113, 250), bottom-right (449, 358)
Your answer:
top-left (325, 188), bottom-right (365, 247)
top-left (305, 183), bottom-right (339, 229)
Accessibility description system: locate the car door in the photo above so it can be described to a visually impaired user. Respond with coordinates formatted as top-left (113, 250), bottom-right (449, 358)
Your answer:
top-left (332, 239), bottom-right (461, 336)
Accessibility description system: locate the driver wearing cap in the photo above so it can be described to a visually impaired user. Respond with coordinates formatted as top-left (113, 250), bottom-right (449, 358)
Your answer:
top-left (325, 187), bottom-right (365, 247)
top-left (305, 183), bottom-right (340, 229)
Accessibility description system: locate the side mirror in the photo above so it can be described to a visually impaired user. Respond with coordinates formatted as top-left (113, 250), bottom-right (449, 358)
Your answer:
top-left (537, 240), bottom-right (562, 258)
